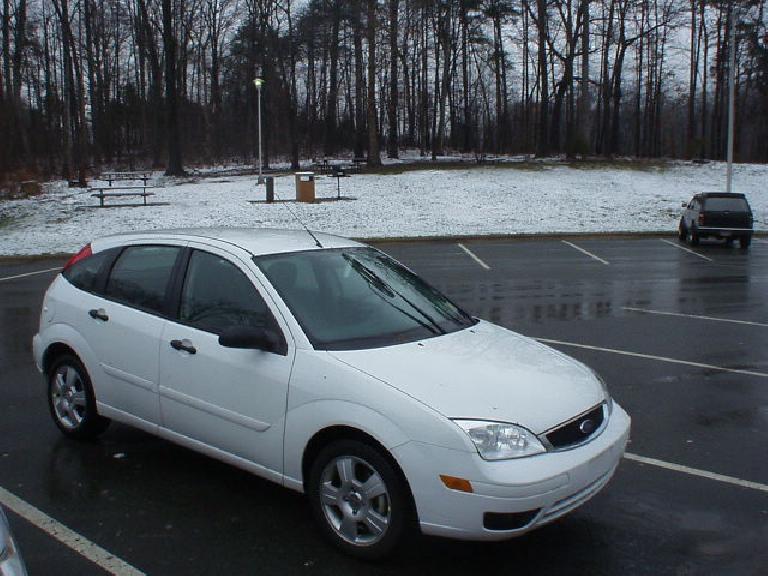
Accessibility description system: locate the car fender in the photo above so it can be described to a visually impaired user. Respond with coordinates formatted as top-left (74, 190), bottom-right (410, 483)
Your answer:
top-left (282, 399), bottom-right (412, 491)
top-left (36, 323), bottom-right (103, 394)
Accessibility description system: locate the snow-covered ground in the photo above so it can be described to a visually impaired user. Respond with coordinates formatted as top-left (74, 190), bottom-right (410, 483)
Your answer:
top-left (0, 160), bottom-right (765, 255)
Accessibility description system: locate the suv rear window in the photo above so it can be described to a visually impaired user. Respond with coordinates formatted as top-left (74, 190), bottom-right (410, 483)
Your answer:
top-left (702, 197), bottom-right (749, 212)
top-left (104, 245), bottom-right (180, 314)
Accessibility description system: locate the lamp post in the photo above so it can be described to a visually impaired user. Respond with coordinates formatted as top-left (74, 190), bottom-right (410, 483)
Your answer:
top-left (253, 77), bottom-right (265, 185)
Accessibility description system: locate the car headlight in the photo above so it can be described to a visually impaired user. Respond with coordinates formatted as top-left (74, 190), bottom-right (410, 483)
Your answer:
top-left (591, 370), bottom-right (613, 415)
top-left (0, 509), bottom-right (28, 576)
top-left (454, 420), bottom-right (546, 460)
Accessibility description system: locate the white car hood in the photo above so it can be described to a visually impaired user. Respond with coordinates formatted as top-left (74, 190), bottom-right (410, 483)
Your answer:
top-left (329, 320), bottom-right (605, 433)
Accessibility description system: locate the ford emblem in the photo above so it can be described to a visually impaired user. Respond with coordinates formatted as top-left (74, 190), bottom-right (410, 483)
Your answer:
top-left (579, 418), bottom-right (595, 435)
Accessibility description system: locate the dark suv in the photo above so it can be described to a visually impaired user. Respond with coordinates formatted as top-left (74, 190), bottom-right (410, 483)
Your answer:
top-left (679, 193), bottom-right (753, 249)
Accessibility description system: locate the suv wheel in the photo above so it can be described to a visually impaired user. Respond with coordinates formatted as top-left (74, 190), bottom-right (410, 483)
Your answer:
top-left (308, 440), bottom-right (413, 560)
top-left (686, 227), bottom-right (700, 246)
top-left (678, 221), bottom-right (687, 242)
top-left (740, 236), bottom-right (751, 249)
top-left (48, 355), bottom-right (110, 440)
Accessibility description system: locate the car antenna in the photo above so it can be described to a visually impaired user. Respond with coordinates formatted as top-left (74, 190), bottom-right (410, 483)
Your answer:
top-left (270, 183), bottom-right (323, 248)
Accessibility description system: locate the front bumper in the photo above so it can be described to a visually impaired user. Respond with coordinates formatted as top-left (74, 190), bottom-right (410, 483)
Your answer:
top-left (393, 402), bottom-right (631, 541)
top-left (31, 334), bottom-right (43, 373)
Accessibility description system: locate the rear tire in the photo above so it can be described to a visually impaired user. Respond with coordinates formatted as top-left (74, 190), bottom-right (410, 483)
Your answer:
top-left (307, 439), bottom-right (414, 560)
top-left (687, 227), bottom-right (700, 246)
top-left (739, 236), bottom-right (751, 249)
top-left (47, 354), bottom-right (110, 440)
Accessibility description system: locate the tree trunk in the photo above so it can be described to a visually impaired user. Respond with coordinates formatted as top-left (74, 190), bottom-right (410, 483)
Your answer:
top-left (366, 0), bottom-right (380, 166)
top-left (577, 0), bottom-right (590, 152)
top-left (163, 0), bottom-right (184, 175)
top-left (535, 0), bottom-right (549, 156)
top-left (387, 0), bottom-right (399, 158)
top-left (687, 0), bottom-right (697, 156)
top-left (353, 0), bottom-right (366, 158)
top-left (460, 1), bottom-right (471, 152)
top-left (324, 0), bottom-right (340, 156)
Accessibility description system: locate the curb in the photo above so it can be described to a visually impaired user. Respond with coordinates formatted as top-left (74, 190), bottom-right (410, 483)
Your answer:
top-left (358, 230), bottom-right (767, 244)
top-left (0, 230), bottom-right (765, 259)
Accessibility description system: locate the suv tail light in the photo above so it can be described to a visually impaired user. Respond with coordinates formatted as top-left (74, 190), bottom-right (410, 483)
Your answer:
top-left (698, 213), bottom-right (705, 226)
top-left (63, 243), bottom-right (92, 273)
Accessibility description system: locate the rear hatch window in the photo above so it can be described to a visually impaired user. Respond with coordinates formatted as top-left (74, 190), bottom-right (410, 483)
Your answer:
top-left (702, 197), bottom-right (750, 212)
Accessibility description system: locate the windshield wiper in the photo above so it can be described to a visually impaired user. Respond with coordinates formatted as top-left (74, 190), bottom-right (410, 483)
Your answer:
top-left (344, 255), bottom-right (446, 335)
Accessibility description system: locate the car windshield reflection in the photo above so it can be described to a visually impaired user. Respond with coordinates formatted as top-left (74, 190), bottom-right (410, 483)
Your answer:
top-left (256, 248), bottom-right (476, 350)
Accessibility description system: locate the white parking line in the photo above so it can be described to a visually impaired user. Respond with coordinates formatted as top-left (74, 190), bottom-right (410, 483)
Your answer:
top-left (456, 243), bottom-right (490, 270)
top-left (560, 240), bottom-right (610, 265)
top-left (535, 338), bottom-right (768, 378)
top-left (660, 239), bottom-right (713, 261)
top-left (624, 453), bottom-right (768, 494)
top-left (0, 267), bottom-right (60, 282)
top-left (624, 306), bottom-right (768, 327)
top-left (0, 485), bottom-right (145, 576)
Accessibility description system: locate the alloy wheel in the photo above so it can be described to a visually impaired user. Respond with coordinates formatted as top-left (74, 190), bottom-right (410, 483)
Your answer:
top-left (50, 365), bottom-right (87, 430)
top-left (318, 455), bottom-right (391, 547)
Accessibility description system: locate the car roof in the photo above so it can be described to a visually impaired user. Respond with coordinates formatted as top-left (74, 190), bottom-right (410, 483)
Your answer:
top-left (695, 193), bottom-right (747, 199)
top-left (95, 228), bottom-right (365, 256)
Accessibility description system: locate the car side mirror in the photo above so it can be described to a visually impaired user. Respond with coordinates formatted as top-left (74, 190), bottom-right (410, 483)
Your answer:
top-left (218, 326), bottom-right (279, 352)
top-left (681, 202), bottom-right (688, 208)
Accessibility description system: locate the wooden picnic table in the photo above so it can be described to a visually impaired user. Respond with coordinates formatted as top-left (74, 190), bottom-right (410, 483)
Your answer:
top-left (100, 171), bottom-right (153, 186)
top-left (89, 186), bottom-right (158, 207)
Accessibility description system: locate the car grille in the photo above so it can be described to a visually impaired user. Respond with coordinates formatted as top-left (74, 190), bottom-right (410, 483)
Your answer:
top-left (544, 403), bottom-right (605, 450)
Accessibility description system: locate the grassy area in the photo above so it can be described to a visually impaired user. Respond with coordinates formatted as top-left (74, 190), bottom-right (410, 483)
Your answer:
top-left (354, 157), bottom-right (672, 176)
top-left (564, 158), bottom-right (672, 171)
top-left (359, 160), bottom-right (546, 176)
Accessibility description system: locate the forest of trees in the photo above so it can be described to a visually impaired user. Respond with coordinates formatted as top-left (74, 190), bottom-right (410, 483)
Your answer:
top-left (0, 0), bottom-right (767, 183)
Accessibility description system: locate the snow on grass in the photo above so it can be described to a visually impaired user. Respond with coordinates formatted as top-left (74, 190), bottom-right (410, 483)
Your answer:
top-left (0, 160), bottom-right (765, 255)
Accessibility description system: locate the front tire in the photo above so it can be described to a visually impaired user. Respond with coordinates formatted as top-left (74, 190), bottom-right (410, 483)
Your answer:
top-left (47, 354), bottom-right (110, 440)
top-left (678, 220), bottom-right (687, 242)
top-left (307, 440), bottom-right (413, 560)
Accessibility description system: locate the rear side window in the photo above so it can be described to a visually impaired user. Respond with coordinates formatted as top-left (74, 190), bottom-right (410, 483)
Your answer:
top-left (703, 197), bottom-right (749, 212)
top-left (63, 249), bottom-right (114, 293)
top-left (179, 250), bottom-right (275, 336)
top-left (105, 245), bottom-right (180, 314)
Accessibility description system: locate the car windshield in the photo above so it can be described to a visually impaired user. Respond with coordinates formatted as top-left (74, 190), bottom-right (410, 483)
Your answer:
top-left (255, 247), bottom-right (476, 350)
top-left (703, 197), bottom-right (749, 212)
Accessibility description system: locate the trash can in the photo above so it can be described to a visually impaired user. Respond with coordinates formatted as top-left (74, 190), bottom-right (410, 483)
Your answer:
top-left (265, 176), bottom-right (274, 203)
top-left (295, 171), bottom-right (315, 203)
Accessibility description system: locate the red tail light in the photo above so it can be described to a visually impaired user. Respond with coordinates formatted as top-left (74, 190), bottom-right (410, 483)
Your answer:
top-left (698, 213), bottom-right (705, 226)
top-left (63, 243), bottom-right (92, 272)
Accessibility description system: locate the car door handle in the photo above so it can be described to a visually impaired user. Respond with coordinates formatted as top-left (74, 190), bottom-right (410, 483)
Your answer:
top-left (170, 339), bottom-right (196, 355)
top-left (88, 308), bottom-right (109, 322)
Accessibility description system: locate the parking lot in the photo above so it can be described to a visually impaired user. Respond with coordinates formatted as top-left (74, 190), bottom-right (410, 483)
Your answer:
top-left (1, 235), bottom-right (766, 575)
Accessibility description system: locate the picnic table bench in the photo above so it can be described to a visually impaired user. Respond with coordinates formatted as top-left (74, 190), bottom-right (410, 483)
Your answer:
top-left (89, 186), bottom-right (161, 207)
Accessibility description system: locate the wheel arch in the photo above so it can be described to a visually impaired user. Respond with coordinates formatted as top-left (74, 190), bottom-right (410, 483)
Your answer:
top-left (42, 342), bottom-right (81, 375)
top-left (301, 424), bottom-right (417, 517)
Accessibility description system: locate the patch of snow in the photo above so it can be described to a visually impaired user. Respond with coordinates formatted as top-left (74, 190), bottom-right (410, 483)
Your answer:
top-left (0, 161), bottom-right (765, 255)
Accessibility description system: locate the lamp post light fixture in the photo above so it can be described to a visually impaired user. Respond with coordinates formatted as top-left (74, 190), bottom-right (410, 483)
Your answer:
top-left (254, 77), bottom-right (265, 185)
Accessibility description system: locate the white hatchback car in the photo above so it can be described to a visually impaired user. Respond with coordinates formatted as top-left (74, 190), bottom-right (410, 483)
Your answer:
top-left (33, 229), bottom-right (630, 558)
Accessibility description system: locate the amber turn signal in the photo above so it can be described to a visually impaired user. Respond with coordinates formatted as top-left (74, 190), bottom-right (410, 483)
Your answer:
top-left (440, 475), bottom-right (474, 493)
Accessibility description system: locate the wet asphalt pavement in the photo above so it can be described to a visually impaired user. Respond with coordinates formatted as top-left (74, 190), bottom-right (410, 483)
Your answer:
top-left (1, 237), bottom-right (767, 575)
